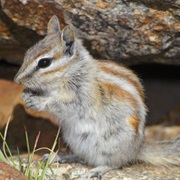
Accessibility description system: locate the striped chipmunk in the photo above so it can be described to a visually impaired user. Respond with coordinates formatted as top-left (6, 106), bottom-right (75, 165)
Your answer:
top-left (14, 15), bottom-right (180, 179)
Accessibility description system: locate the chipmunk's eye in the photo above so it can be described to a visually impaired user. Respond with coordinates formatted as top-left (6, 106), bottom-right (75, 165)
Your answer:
top-left (37, 58), bottom-right (52, 69)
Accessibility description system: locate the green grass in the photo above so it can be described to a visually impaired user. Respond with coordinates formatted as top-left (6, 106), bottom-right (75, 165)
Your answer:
top-left (0, 116), bottom-right (60, 180)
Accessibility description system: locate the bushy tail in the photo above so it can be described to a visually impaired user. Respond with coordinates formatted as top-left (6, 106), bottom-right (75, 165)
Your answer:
top-left (138, 137), bottom-right (180, 166)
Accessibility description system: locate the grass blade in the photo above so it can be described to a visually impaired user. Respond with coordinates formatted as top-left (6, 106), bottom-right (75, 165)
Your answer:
top-left (40, 128), bottom-right (60, 180)
top-left (24, 126), bottom-right (30, 162)
top-left (17, 148), bottom-right (23, 173)
top-left (35, 160), bottom-right (44, 180)
top-left (0, 132), bottom-right (15, 166)
top-left (0, 149), bottom-right (7, 163)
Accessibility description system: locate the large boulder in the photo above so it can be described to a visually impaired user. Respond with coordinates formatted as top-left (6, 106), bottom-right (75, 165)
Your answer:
top-left (0, 0), bottom-right (179, 65)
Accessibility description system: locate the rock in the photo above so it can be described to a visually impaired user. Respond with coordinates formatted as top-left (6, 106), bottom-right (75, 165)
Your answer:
top-left (0, 0), bottom-right (65, 64)
top-left (53, 163), bottom-right (180, 180)
top-left (0, 9), bottom-right (41, 65)
top-left (6, 154), bottom-right (180, 180)
top-left (0, 0), bottom-right (180, 65)
top-left (0, 79), bottom-right (22, 128)
top-left (0, 160), bottom-right (28, 180)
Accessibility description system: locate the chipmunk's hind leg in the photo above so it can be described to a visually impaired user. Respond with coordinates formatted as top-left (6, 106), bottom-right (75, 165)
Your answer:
top-left (80, 166), bottom-right (115, 180)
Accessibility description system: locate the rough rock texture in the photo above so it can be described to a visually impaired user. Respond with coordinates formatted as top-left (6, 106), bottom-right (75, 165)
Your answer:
top-left (43, 163), bottom-right (180, 180)
top-left (0, 0), bottom-right (180, 65)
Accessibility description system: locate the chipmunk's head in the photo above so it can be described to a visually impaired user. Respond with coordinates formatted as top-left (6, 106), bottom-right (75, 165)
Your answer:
top-left (14, 15), bottom-right (86, 95)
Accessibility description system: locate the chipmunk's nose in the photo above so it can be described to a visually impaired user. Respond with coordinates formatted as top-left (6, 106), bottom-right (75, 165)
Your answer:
top-left (14, 76), bottom-right (20, 84)
top-left (14, 72), bottom-right (22, 85)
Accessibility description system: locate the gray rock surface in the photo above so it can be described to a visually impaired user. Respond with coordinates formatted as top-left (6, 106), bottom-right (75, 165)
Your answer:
top-left (45, 162), bottom-right (180, 180)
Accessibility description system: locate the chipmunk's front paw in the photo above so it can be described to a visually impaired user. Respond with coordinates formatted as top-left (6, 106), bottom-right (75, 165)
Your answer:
top-left (21, 91), bottom-right (39, 110)
top-left (21, 89), bottom-right (46, 110)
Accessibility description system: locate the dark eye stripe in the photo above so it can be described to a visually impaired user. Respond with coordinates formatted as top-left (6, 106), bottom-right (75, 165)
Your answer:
top-left (37, 58), bottom-right (52, 69)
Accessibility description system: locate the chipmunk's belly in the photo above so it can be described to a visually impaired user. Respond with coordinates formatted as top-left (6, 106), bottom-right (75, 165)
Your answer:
top-left (63, 117), bottom-right (141, 167)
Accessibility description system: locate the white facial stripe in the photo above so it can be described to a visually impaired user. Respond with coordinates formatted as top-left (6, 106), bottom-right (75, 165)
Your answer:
top-left (35, 50), bottom-right (54, 62)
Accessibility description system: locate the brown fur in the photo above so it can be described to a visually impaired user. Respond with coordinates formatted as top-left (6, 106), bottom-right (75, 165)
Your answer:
top-left (127, 115), bottom-right (140, 134)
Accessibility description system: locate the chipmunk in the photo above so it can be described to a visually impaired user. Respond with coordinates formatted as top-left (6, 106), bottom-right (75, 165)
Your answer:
top-left (14, 15), bottom-right (180, 179)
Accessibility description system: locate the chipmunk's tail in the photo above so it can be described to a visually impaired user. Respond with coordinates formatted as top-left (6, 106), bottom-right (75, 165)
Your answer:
top-left (137, 137), bottom-right (180, 166)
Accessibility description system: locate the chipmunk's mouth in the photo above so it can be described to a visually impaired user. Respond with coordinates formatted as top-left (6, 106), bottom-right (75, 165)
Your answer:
top-left (23, 88), bottom-right (43, 96)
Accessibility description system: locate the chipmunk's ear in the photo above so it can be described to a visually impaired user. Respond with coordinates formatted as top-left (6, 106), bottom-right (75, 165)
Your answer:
top-left (62, 26), bottom-right (75, 56)
top-left (47, 15), bottom-right (61, 34)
